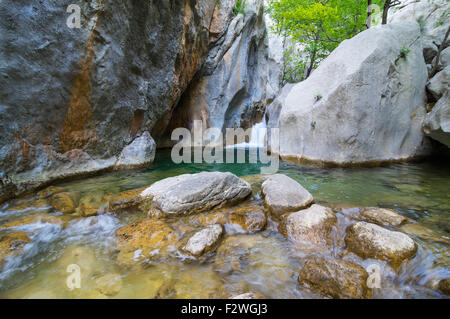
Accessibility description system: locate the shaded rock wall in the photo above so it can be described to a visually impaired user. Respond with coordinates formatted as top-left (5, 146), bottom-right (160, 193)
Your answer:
top-left (158, 0), bottom-right (271, 147)
top-left (0, 0), bottom-right (217, 201)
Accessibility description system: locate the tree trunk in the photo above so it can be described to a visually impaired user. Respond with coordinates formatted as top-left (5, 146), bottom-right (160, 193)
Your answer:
top-left (306, 45), bottom-right (317, 79)
top-left (367, 0), bottom-right (372, 28)
top-left (429, 26), bottom-right (450, 79)
top-left (382, 0), bottom-right (391, 24)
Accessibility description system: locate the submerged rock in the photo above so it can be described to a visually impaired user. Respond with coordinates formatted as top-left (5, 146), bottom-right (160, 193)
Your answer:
top-left (142, 172), bottom-right (251, 216)
top-left (55, 245), bottom-right (104, 281)
top-left (115, 218), bottom-right (179, 267)
top-left (104, 187), bottom-right (147, 213)
top-left (228, 205), bottom-right (267, 233)
top-left (191, 210), bottom-right (229, 227)
top-left (182, 224), bottom-right (223, 257)
top-left (438, 278), bottom-right (450, 296)
top-left (360, 208), bottom-right (407, 227)
top-left (261, 174), bottom-right (314, 217)
top-left (95, 273), bottom-right (123, 296)
top-left (214, 235), bottom-right (254, 275)
top-left (50, 192), bottom-right (77, 214)
top-left (231, 292), bottom-right (266, 299)
top-left (345, 221), bottom-right (417, 267)
top-left (298, 257), bottom-right (371, 299)
top-left (0, 231), bottom-right (31, 269)
top-left (0, 215), bottom-right (67, 229)
top-left (278, 204), bottom-right (337, 246)
top-left (76, 193), bottom-right (104, 217)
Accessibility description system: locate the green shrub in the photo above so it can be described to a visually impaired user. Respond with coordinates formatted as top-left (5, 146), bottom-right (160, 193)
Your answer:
top-left (233, 0), bottom-right (247, 16)
top-left (399, 47), bottom-right (410, 59)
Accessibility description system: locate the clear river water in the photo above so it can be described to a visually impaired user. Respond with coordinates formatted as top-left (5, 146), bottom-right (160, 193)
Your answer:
top-left (0, 148), bottom-right (449, 298)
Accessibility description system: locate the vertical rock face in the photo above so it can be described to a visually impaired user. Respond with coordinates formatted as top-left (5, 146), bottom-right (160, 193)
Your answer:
top-left (0, 0), bottom-right (217, 199)
top-left (274, 22), bottom-right (430, 165)
top-left (423, 92), bottom-right (450, 147)
top-left (389, 0), bottom-right (450, 64)
top-left (389, 1), bottom-right (450, 151)
top-left (264, 12), bottom-right (287, 104)
top-left (158, 0), bottom-right (270, 147)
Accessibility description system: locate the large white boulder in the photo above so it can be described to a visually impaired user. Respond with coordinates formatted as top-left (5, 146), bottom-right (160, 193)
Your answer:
top-left (275, 22), bottom-right (429, 165)
top-left (141, 172), bottom-right (252, 216)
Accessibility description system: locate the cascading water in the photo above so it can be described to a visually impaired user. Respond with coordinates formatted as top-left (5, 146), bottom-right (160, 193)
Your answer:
top-left (229, 120), bottom-right (267, 149)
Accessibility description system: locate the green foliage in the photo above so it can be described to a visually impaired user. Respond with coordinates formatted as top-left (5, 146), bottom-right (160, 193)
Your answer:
top-left (434, 10), bottom-right (448, 28)
top-left (283, 44), bottom-right (307, 83)
top-left (417, 15), bottom-right (426, 32)
top-left (233, 0), bottom-right (247, 16)
top-left (268, 0), bottom-right (384, 83)
top-left (399, 47), bottom-right (410, 59)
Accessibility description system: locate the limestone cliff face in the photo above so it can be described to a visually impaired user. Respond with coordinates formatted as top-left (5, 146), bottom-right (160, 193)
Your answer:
top-left (0, 0), bottom-right (217, 201)
top-left (157, 0), bottom-right (271, 147)
top-left (389, 0), bottom-right (450, 150)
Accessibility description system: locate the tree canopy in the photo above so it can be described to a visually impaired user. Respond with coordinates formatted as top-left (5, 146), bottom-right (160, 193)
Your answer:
top-left (267, 0), bottom-right (386, 83)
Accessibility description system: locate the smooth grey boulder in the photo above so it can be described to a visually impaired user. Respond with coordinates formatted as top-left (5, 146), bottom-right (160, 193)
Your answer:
top-left (141, 172), bottom-right (252, 216)
top-left (427, 66), bottom-right (449, 100)
top-left (115, 131), bottom-right (155, 169)
top-left (261, 174), bottom-right (314, 217)
top-left (276, 22), bottom-right (429, 165)
top-left (0, 0), bottom-right (217, 201)
top-left (360, 208), bottom-right (408, 227)
top-left (345, 221), bottom-right (418, 267)
top-left (183, 224), bottom-right (223, 257)
top-left (423, 92), bottom-right (450, 147)
top-left (278, 204), bottom-right (337, 246)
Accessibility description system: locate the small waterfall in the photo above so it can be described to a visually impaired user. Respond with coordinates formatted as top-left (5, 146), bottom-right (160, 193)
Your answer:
top-left (248, 120), bottom-right (267, 147)
top-left (230, 120), bottom-right (267, 149)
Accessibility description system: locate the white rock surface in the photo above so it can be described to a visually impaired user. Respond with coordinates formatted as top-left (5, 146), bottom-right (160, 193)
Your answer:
top-left (345, 221), bottom-right (417, 266)
top-left (360, 208), bottom-right (408, 227)
top-left (261, 174), bottom-right (314, 217)
top-left (276, 22), bottom-right (429, 164)
top-left (115, 131), bottom-right (155, 168)
top-left (183, 224), bottom-right (223, 256)
top-left (389, 0), bottom-right (450, 63)
top-left (141, 172), bottom-right (252, 215)
top-left (278, 204), bottom-right (337, 246)
top-left (427, 65), bottom-right (449, 100)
